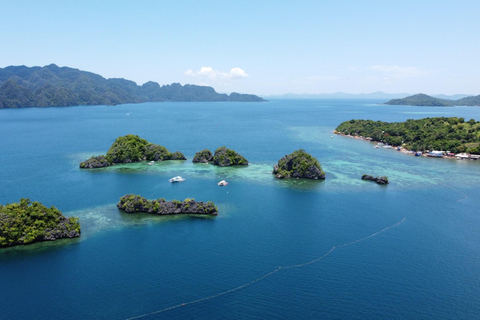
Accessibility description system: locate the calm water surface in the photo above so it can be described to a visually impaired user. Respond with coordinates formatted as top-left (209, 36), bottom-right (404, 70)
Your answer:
top-left (1, 100), bottom-right (480, 319)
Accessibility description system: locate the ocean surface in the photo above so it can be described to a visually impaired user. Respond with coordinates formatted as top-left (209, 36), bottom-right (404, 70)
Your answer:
top-left (1, 100), bottom-right (480, 319)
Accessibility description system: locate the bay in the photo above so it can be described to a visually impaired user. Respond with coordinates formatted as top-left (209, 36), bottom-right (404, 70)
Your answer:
top-left (1, 100), bottom-right (480, 319)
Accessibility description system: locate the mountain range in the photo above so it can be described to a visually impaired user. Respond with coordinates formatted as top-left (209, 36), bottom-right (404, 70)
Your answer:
top-left (0, 64), bottom-right (265, 108)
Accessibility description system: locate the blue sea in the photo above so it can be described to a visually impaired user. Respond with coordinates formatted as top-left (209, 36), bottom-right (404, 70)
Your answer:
top-left (1, 100), bottom-right (480, 319)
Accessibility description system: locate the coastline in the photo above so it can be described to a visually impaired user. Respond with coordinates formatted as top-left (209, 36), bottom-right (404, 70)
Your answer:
top-left (334, 131), bottom-right (479, 161)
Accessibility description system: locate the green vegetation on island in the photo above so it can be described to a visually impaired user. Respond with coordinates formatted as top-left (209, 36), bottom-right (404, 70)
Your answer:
top-left (192, 149), bottom-right (213, 163)
top-left (385, 93), bottom-right (480, 106)
top-left (117, 194), bottom-right (218, 216)
top-left (80, 134), bottom-right (186, 168)
top-left (0, 64), bottom-right (265, 108)
top-left (335, 117), bottom-right (480, 154)
top-left (273, 149), bottom-right (325, 179)
top-left (212, 147), bottom-right (249, 166)
top-left (0, 198), bottom-right (80, 248)
top-left (362, 175), bottom-right (389, 185)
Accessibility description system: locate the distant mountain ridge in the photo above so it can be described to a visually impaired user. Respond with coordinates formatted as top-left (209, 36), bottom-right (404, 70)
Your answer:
top-left (266, 92), bottom-right (470, 100)
top-left (385, 93), bottom-right (480, 106)
top-left (0, 64), bottom-right (265, 108)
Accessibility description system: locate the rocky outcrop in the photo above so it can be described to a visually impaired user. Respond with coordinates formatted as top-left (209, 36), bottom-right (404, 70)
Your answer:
top-left (145, 144), bottom-right (186, 161)
top-left (361, 174), bottom-right (389, 185)
top-left (0, 198), bottom-right (81, 248)
top-left (171, 151), bottom-right (187, 160)
top-left (79, 155), bottom-right (112, 168)
top-left (273, 149), bottom-right (325, 179)
top-left (117, 194), bottom-right (218, 216)
top-left (80, 134), bottom-right (186, 168)
top-left (192, 149), bottom-right (213, 163)
top-left (40, 216), bottom-right (81, 241)
top-left (212, 147), bottom-right (248, 166)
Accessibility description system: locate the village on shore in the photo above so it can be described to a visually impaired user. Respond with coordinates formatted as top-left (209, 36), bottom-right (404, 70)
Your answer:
top-left (335, 132), bottom-right (480, 161)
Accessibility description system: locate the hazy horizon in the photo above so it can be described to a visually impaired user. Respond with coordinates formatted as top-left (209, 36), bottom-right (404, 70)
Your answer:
top-left (1, 1), bottom-right (479, 96)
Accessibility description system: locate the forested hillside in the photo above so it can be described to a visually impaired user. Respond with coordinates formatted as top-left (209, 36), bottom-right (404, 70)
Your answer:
top-left (0, 64), bottom-right (265, 108)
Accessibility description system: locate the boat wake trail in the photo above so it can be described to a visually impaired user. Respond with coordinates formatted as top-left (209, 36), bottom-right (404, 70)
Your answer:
top-left (436, 181), bottom-right (468, 201)
top-left (126, 217), bottom-right (406, 320)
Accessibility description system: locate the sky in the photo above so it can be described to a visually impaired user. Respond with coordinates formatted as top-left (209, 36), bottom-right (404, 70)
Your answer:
top-left (1, 0), bottom-right (479, 96)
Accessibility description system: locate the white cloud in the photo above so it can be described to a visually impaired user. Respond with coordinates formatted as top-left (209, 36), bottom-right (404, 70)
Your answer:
top-left (370, 65), bottom-right (425, 78)
top-left (184, 66), bottom-right (248, 83)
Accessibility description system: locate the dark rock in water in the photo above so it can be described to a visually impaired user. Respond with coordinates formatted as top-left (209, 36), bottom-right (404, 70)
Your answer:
top-left (79, 155), bottom-right (111, 168)
top-left (273, 149), bottom-right (325, 180)
top-left (192, 149), bottom-right (213, 163)
top-left (362, 174), bottom-right (389, 185)
top-left (117, 194), bottom-right (218, 216)
top-left (212, 146), bottom-right (248, 166)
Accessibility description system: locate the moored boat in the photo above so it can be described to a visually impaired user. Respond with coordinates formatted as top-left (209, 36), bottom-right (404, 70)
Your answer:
top-left (169, 176), bottom-right (186, 183)
top-left (217, 180), bottom-right (229, 186)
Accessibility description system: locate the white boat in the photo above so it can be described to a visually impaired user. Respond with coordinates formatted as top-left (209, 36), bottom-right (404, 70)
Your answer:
top-left (148, 161), bottom-right (155, 165)
top-left (169, 176), bottom-right (186, 183)
top-left (217, 180), bottom-right (229, 186)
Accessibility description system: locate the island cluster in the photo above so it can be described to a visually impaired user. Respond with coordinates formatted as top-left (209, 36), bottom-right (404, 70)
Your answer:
top-left (4, 126), bottom-right (395, 249)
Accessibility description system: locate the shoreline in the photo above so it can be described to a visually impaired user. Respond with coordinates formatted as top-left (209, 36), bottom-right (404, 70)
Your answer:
top-left (334, 131), bottom-right (479, 161)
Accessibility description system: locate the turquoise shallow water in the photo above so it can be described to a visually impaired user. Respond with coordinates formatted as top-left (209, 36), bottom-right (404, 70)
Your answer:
top-left (1, 100), bottom-right (480, 319)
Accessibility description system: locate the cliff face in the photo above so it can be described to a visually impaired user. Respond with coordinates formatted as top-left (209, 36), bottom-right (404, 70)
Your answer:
top-left (117, 194), bottom-right (218, 216)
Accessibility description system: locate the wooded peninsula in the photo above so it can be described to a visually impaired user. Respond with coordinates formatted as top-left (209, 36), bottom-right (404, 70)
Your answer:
top-left (335, 117), bottom-right (480, 154)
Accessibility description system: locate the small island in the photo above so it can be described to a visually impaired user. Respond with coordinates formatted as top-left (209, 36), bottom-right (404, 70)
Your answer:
top-left (0, 198), bottom-right (81, 248)
top-left (362, 175), bottom-right (389, 185)
top-left (273, 149), bottom-right (325, 179)
top-left (192, 149), bottom-right (213, 163)
top-left (212, 147), bottom-right (249, 166)
top-left (80, 134), bottom-right (186, 168)
top-left (117, 194), bottom-right (218, 216)
top-left (385, 93), bottom-right (480, 106)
